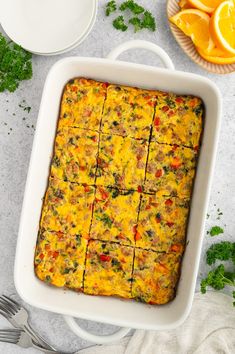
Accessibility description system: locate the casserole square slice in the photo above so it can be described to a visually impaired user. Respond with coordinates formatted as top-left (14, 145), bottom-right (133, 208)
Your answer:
top-left (136, 194), bottom-right (189, 253)
top-left (40, 177), bottom-right (95, 238)
top-left (101, 84), bottom-right (156, 140)
top-left (34, 230), bottom-right (87, 290)
top-left (58, 78), bottom-right (107, 131)
top-left (51, 127), bottom-right (99, 185)
top-left (152, 92), bottom-right (203, 149)
top-left (132, 249), bottom-right (182, 304)
top-left (96, 134), bottom-right (148, 190)
top-left (145, 142), bottom-right (197, 198)
top-left (90, 186), bottom-right (140, 246)
top-left (84, 240), bottom-right (134, 299)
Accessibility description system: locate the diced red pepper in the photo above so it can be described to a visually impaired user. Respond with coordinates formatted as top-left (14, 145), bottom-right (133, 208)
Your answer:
top-left (84, 186), bottom-right (91, 193)
top-left (91, 135), bottom-right (97, 142)
top-left (103, 82), bottom-right (109, 88)
top-left (70, 85), bottom-right (78, 92)
top-left (45, 244), bottom-right (50, 251)
top-left (155, 169), bottom-right (163, 178)
top-left (99, 254), bottom-right (111, 262)
top-left (165, 199), bottom-right (173, 206)
top-left (166, 222), bottom-right (174, 227)
top-left (170, 157), bottom-right (181, 170)
top-left (100, 188), bottom-right (109, 200)
top-left (145, 204), bottom-right (151, 210)
top-left (147, 100), bottom-right (155, 107)
top-left (175, 97), bottom-right (184, 103)
top-left (137, 185), bottom-right (142, 193)
top-left (170, 244), bottom-right (181, 252)
top-left (79, 166), bottom-right (86, 171)
top-left (135, 231), bottom-right (141, 241)
top-left (52, 251), bottom-right (59, 259)
top-left (39, 253), bottom-right (44, 260)
top-left (162, 106), bottom-right (169, 112)
top-left (154, 117), bottom-right (160, 127)
top-left (194, 145), bottom-right (199, 152)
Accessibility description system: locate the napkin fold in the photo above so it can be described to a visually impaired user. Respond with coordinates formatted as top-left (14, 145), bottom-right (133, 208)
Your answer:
top-left (79, 292), bottom-right (235, 354)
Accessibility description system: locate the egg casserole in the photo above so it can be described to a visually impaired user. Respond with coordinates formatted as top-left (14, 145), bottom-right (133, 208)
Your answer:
top-left (35, 78), bottom-right (204, 305)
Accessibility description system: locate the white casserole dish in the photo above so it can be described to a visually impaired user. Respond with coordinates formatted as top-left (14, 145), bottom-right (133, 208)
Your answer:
top-left (14, 40), bottom-right (222, 344)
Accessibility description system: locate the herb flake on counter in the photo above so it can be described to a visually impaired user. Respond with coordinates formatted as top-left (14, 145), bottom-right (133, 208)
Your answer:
top-left (113, 15), bottom-right (128, 31)
top-left (120, 0), bottom-right (144, 14)
top-left (106, 1), bottom-right (117, 16)
top-left (209, 226), bottom-right (224, 237)
top-left (0, 33), bottom-right (32, 93)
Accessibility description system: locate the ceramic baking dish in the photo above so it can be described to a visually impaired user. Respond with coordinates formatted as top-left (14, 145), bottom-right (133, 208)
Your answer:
top-left (14, 40), bottom-right (222, 344)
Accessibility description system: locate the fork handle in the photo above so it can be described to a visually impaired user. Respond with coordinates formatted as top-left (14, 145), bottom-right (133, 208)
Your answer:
top-left (23, 324), bottom-right (56, 352)
top-left (33, 341), bottom-right (78, 354)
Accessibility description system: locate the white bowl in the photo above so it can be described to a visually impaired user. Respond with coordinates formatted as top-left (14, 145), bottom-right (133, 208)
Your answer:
top-left (1, 0), bottom-right (97, 55)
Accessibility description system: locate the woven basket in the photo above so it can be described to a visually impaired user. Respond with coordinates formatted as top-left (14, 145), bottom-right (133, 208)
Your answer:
top-left (167, 0), bottom-right (235, 74)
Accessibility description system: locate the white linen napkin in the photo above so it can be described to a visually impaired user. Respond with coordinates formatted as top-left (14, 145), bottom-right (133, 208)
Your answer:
top-left (79, 292), bottom-right (235, 354)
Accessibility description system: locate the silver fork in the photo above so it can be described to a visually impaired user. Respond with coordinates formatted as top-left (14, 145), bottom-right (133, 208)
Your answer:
top-left (0, 328), bottom-right (75, 353)
top-left (0, 295), bottom-right (56, 351)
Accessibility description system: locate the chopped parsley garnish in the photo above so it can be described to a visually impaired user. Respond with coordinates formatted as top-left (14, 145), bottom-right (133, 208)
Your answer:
top-left (206, 242), bottom-right (235, 266)
top-left (113, 16), bottom-right (128, 31)
top-left (105, 1), bottom-right (156, 33)
top-left (95, 213), bottom-right (113, 228)
top-left (106, 1), bottom-right (117, 16)
top-left (209, 226), bottom-right (224, 237)
top-left (120, 0), bottom-right (144, 14)
top-left (129, 17), bottom-right (142, 32)
top-left (0, 33), bottom-right (32, 92)
top-left (201, 264), bottom-right (235, 293)
top-left (141, 11), bottom-right (156, 32)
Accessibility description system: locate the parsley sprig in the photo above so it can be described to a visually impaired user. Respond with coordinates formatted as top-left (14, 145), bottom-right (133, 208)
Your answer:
top-left (105, 0), bottom-right (156, 33)
top-left (0, 33), bottom-right (32, 93)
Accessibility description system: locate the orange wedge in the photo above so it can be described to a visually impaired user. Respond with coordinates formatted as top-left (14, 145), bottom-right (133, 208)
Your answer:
top-left (170, 9), bottom-right (215, 52)
top-left (179, 0), bottom-right (192, 9)
top-left (211, 0), bottom-right (235, 55)
top-left (197, 47), bottom-right (235, 64)
top-left (188, 0), bottom-right (225, 13)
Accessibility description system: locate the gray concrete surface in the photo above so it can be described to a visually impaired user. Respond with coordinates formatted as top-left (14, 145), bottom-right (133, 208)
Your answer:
top-left (0, 1), bottom-right (234, 353)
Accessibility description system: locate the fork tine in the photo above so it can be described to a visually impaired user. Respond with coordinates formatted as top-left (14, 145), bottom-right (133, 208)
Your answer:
top-left (0, 337), bottom-right (17, 344)
top-left (0, 303), bottom-right (13, 316)
top-left (0, 300), bottom-right (15, 316)
top-left (2, 295), bottom-right (21, 311)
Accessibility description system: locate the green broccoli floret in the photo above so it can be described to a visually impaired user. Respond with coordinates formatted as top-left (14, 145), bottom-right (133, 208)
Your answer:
top-left (141, 11), bottom-right (156, 32)
top-left (206, 241), bottom-right (235, 265)
top-left (200, 264), bottom-right (235, 294)
top-left (0, 33), bottom-right (32, 93)
top-left (120, 0), bottom-right (144, 14)
top-left (105, 1), bottom-right (117, 16)
top-left (129, 17), bottom-right (142, 32)
top-left (113, 16), bottom-right (128, 31)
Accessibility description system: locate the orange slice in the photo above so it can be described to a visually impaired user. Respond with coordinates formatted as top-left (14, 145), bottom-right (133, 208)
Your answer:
top-left (211, 0), bottom-right (235, 55)
top-left (179, 0), bottom-right (192, 9)
top-left (197, 47), bottom-right (235, 64)
top-left (188, 0), bottom-right (225, 13)
top-left (170, 9), bottom-right (215, 52)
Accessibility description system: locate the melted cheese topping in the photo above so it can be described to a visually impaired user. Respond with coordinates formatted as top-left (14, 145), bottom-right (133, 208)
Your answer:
top-left (59, 78), bottom-right (106, 131)
top-left (132, 249), bottom-right (181, 304)
top-left (35, 231), bottom-right (87, 289)
top-left (51, 127), bottom-right (99, 184)
top-left (96, 134), bottom-right (148, 190)
top-left (90, 187), bottom-right (140, 246)
top-left (35, 78), bottom-right (204, 305)
top-left (145, 142), bottom-right (197, 198)
top-left (101, 85), bottom-right (156, 139)
top-left (136, 194), bottom-right (189, 253)
top-left (84, 240), bottom-right (134, 298)
top-left (152, 93), bottom-right (203, 149)
top-left (40, 178), bottom-right (95, 237)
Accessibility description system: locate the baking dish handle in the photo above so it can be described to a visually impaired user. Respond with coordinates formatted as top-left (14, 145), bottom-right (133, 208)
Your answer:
top-left (63, 315), bottom-right (131, 344)
top-left (107, 39), bottom-right (175, 70)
